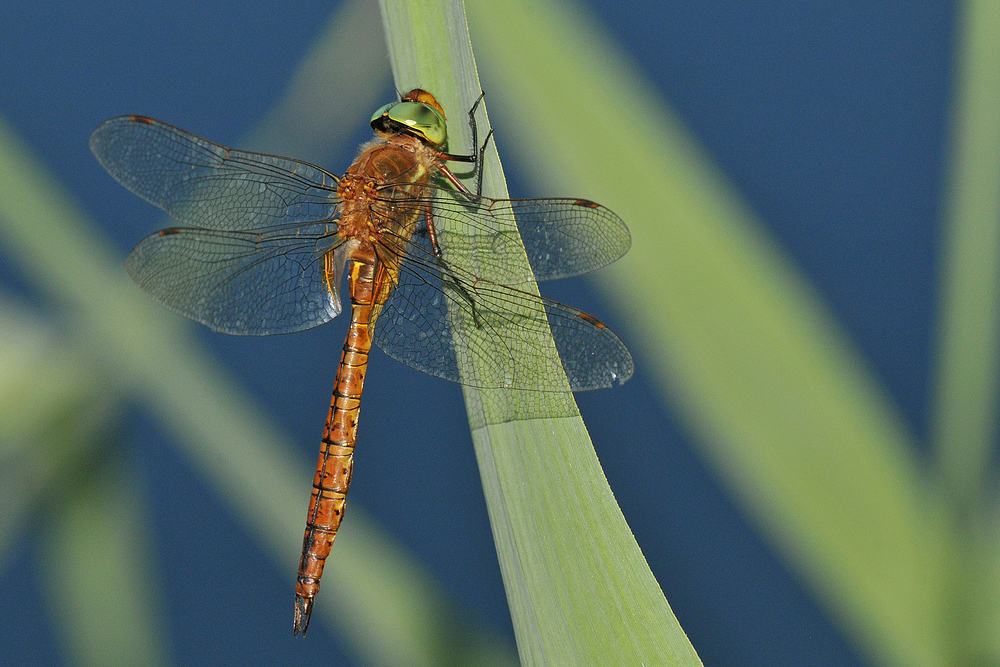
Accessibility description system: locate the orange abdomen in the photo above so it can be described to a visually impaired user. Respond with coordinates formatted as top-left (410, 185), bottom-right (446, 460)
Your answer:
top-left (293, 255), bottom-right (376, 636)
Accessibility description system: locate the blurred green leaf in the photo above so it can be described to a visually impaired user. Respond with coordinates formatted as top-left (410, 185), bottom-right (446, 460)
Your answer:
top-left (42, 466), bottom-right (169, 667)
top-left (931, 1), bottom-right (1000, 663)
top-left (466, 0), bottom-right (953, 665)
top-left (933, 0), bottom-right (1000, 506)
top-left (0, 295), bottom-right (165, 666)
top-left (0, 295), bottom-right (119, 566)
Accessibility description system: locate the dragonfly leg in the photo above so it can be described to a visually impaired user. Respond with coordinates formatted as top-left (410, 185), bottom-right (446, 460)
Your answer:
top-left (415, 211), bottom-right (485, 329)
top-left (438, 90), bottom-right (485, 162)
top-left (463, 90), bottom-right (494, 198)
top-left (473, 127), bottom-right (494, 199)
top-left (466, 91), bottom-right (485, 162)
top-left (433, 90), bottom-right (495, 200)
top-left (423, 199), bottom-right (444, 257)
top-left (434, 122), bottom-right (494, 204)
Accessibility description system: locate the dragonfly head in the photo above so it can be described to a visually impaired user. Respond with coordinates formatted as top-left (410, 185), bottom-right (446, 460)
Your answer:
top-left (370, 89), bottom-right (448, 149)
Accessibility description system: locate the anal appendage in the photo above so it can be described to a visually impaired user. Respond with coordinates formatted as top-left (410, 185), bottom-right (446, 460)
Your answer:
top-left (293, 594), bottom-right (314, 637)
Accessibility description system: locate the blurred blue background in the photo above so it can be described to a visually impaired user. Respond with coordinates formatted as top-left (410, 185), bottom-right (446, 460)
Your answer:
top-left (0, 0), bottom-right (958, 665)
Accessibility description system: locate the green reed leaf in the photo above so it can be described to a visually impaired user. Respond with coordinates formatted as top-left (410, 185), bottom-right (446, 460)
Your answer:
top-left (378, 1), bottom-right (702, 664)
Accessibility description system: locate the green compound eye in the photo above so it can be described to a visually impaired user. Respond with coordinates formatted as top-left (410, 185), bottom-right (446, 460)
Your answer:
top-left (370, 100), bottom-right (448, 148)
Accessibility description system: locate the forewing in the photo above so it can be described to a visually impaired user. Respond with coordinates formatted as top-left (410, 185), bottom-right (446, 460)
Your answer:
top-left (126, 223), bottom-right (345, 335)
top-left (91, 116), bottom-right (339, 230)
top-left (371, 230), bottom-right (633, 391)
top-left (372, 186), bottom-right (630, 282)
top-left (508, 197), bottom-right (630, 280)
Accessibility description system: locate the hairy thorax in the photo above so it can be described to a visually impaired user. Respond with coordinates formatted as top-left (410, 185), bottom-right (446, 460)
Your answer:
top-left (335, 133), bottom-right (441, 244)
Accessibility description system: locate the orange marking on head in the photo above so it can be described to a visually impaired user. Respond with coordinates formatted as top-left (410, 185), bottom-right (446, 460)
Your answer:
top-left (400, 88), bottom-right (446, 118)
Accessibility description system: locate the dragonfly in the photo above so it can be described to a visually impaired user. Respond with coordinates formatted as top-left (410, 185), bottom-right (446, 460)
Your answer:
top-left (90, 89), bottom-right (633, 636)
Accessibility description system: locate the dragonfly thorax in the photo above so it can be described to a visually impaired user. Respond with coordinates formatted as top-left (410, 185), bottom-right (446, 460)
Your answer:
top-left (335, 138), bottom-right (437, 243)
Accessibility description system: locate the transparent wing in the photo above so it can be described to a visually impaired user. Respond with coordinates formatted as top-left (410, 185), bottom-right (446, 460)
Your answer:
top-left (371, 228), bottom-right (633, 391)
top-left (371, 185), bottom-right (630, 283)
top-left (126, 222), bottom-right (346, 335)
top-left (91, 116), bottom-right (340, 230)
